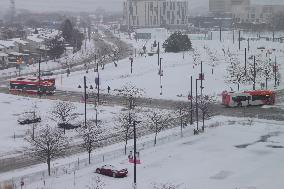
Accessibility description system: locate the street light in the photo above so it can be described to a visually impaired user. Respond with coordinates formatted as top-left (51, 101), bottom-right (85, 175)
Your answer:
top-left (196, 78), bottom-right (199, 133)
top-left (78, 76), bottom-right (94, 127)
top-left (159, 58), bottom-right (163, 95)
top-left (131, 119), bottom-right (141, 189)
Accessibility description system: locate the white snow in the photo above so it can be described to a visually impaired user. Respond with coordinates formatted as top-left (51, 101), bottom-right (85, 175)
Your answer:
top-left (3, 116), bottom-right (284, 189)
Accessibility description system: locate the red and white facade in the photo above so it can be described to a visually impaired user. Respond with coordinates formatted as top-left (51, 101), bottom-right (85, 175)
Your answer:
top-left (222, 90), bottom-right (276, 107)
top-left (9, 77), bottom-right (56, 95)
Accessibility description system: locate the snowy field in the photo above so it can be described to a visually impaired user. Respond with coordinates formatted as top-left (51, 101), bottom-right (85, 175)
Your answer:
top-left (10, 116), bottom-right (284, 189)
top-left (51, 28), bottom-right (284, 103)
top-left (0, 93), bottom-right (126, 157)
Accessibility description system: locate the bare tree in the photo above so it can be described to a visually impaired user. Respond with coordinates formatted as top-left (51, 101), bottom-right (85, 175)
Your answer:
top-left (174, 102), bottom-right (189, 137)
top-left (192, 49), bottom-right (201, 67)
top-left (50, 101), bottom-right (79, 134)
top-left (77, 120), bottom-right (103, 164)
top-left (194, 95), bottom-right (215, 132)
top-left (114, 110), bottom-right (141, 155)
top-left (225, 51), bottom-right (245, 91)
top-left (146, 109), bottom-right (173, 146)
top-left (117, 83), bottom-right (144, 109)
top-left (25, 124), bottom-right (70, 176)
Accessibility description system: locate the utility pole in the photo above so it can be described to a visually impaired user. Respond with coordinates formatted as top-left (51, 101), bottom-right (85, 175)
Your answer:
top-left (200, 61), bottom-right (203, 96)
top-left (274, 56), bottom-right (277, 87)
top-left (239, 30), bottom-right (241, 50)
top-left (196, 78), bottom-right (199, 131)
top-left (273, 31), bottom-right (275, 42)
top-left (190, 76), bottom-right (193, 125)
top-left (38, 56), bottom-right (41, 97)
top-left (247, 39), bottom-right (250, 51)
top-left (133, 120), bottom-right (137, 189)
top-left (84, 76), bottom-right (87, 127)
top-left (159, 58), bottom-right (163, 95)
top-left (157, 42), bottom-right (160, 66)
top-left (245, 48), bottom-right (247, 75)
top-left (233, 29), bottom-right (235, 44)
top-left (96, 62), bottom-right (100, 105)
top-left (253, 56), bottom-right (256, 90)
top-left (219, 26), bottom-right (222, 42)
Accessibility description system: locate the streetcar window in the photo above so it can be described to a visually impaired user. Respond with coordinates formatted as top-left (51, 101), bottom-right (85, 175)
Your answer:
top-left (252, 95), bottom-right (270, 101)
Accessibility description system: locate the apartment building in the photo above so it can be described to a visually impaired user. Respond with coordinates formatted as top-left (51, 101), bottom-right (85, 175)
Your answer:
top-left (123, 0), bottom-right (189, 28)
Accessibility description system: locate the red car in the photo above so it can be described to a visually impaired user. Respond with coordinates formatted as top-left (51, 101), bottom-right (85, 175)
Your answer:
top-left (95, 165), bottom-right (128, 178)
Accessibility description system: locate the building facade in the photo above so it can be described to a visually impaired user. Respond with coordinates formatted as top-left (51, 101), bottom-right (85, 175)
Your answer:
top-left (209, 0), bottom-right (284, 24)
top-left (123, 0), bottom-right (189, 28)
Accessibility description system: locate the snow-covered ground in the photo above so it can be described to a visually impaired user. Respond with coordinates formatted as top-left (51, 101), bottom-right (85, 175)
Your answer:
top-left (50, 29), bottom-right (284, 102)
top-left (1, 28), bottom-right (284, 188)
top-left (6, 116), bottom-right (284, 189)
top-left (0, 93), bottom-right (125, 157)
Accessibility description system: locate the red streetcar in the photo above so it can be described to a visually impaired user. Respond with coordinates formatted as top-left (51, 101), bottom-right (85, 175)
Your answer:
top-left (9, 77), bottom-right (56, 95)
top-left (222, 90), bottom-right (276, 107)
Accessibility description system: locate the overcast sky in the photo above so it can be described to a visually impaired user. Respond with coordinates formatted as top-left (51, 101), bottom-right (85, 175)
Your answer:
top-left (0, 0), bottom-right (209, 15)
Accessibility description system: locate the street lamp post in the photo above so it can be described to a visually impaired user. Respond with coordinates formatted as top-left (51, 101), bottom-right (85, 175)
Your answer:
top-left (190, 76), bottom-right (193, 125)
top-left (78, 76), bottom-right (93, 127)
top-left (159, 58), bottom-right (163, 95)
top-left (196, 78), bottom-right (199, 132)
top-left (132, 119), bottom-right (141, 189)
top-left (84, 76), bottom-right (87, 127)
top-left (38, 56), bottom-right (42, 97)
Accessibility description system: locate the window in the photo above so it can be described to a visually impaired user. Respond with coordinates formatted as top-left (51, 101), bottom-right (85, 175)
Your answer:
top-left (252, 95), bottom-right (269, 101)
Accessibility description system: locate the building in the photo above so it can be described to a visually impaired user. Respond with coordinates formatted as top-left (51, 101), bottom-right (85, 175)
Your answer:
top-left (123, 0), bottom-right (189, 29)
top-left (209, 0), bottom-right (284, 25)
top-left (234, 4), bottom-right (284, 24)
top-left (209, 0), bottom-right (232, 13)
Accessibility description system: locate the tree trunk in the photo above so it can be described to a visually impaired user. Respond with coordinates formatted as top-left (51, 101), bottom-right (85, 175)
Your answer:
top-left (47, 158), bottom-right (51, 176)
top-left (154, 123), bottom-right (158, 146)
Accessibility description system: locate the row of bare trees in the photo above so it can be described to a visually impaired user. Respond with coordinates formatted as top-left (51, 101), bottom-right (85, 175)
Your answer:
top-left (225, 51), bottom-right (281, 90)
top-left (23, 101), bottom-right (103, 176)
top-left (114, 84), bottom-right (215, 154)
top-left (23, 84), bottom-right (214, 177)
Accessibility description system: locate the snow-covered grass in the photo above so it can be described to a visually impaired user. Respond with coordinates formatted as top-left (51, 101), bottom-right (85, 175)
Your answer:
top-left (10, 115), bottom-right (284, 189)
top-left (0, 93), bottom-right (125, 157)
top-left (50, 30), bottom-right (284, 103)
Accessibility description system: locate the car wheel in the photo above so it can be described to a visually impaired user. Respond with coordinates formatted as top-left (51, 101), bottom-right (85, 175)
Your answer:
top-left (96, 169), bottom-right (100, 174)
top-left (112, 172), bottom-right (116, 178)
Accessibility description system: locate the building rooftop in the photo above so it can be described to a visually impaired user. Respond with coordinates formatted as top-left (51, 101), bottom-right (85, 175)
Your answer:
top-left (0, 40), bottom-right (16, 48)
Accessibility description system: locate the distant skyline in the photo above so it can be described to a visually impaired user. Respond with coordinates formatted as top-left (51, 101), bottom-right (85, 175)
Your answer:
top-left (0, 0), bottom-right (209, 17)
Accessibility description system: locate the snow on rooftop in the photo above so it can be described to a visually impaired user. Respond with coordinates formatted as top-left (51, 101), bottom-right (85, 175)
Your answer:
top-left (26, 35), bottom-right (44, 43)
top-left (11, 38), bottom-right (29, 45)
top-left (0, 40), bottom-right (16, 48)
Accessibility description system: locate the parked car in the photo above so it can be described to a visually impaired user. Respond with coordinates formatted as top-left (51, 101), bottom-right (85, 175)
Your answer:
top-left (18, 117), bottom-right (41, 125)
top-left (95, 165), bottom-right (128, 178)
